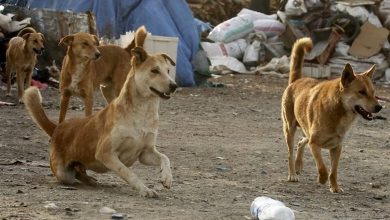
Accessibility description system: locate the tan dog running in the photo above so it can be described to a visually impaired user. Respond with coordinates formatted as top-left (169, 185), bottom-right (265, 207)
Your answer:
top-left (23, 46), bottom-right (177, 197)
top-left (58, 26), bottom-right (147, 122)
top-left (6, 27), bottom-right (45, 103)
top-left (281, 37), bottom-right (382, 193)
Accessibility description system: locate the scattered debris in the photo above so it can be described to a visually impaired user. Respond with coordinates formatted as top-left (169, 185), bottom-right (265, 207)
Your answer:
top-left (44, 202), bottom-right (59, 210)
top-left (99, 207), bottom-right (117, 214)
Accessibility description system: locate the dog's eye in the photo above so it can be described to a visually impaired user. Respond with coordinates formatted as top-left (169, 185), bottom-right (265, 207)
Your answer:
top-left (82, 42), bottom-right (89, 46)
top-left (359, 90), bottom-right (367, 96)
top-left (34, 40), bottom-right (38, 43)
top-left (151, 69), bottom-right (160, 74)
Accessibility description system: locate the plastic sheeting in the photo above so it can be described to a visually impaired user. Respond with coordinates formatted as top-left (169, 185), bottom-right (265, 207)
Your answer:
top-left (8, 0), bottom-right (199, 86)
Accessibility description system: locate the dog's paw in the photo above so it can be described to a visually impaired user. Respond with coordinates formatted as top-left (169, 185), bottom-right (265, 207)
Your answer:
top-left (317, 174), bottom-right (328, 184)
top-left (295, 161), bottom-right (303, 175)
top-left (18, 98), bottom-right (24, 104)
top-left (330, 185), bottom-right (344, 193)
top-left (140, 187), bottom-right (158, 198)
top-left (288, 174), bottom-right (299, 182)
top-left (160, 170), bottom-right (173, 189)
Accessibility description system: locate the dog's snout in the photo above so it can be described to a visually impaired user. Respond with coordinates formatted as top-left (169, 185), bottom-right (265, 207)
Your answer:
top-left (374, 105), bottom-right (382, 113)
top-left (169, 83), bottom-right (178, 92)
top-left (95, 52), bottom-right (101, 59)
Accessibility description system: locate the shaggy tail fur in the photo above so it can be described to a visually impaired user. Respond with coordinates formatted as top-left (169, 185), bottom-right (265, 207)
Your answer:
top-left (23, 87), bottom-right (56, 137)
top-left (289, 37), bottom-right (313, 84)
top-left (125, 26), bottom-right (148, 54)
top-left (17, 27), bottom-right (37, 37)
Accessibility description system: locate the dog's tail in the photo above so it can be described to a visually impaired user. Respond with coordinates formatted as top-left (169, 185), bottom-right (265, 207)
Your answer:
top-left (124, 26), bottom-right (148, 54)
top-left (23, 87), bottom-right (56, 137)
top-left (17, 27), bottom-right (37, 37)
top-left (288, 37), bottom-right (313, 84)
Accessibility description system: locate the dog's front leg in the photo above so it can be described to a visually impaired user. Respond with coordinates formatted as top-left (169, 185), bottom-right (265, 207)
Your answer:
top-left (139, 147), bottom-right (173, 189)
top-left (59, 92), bottom-right (70, 123)
top-left (96, 142), bottom-right (158, 198)
top-left (309, 141), bottom-right (328, 184)
top-left (84, 91), bottom-right (93, 116)
top-left (329, 146), bottom-right (343, 193)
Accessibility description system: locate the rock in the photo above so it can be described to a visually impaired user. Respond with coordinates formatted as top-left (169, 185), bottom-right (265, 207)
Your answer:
top-left (359, 149), bottom-right (364, 153)
top-left (16, 189), bottom-right (23, 194)
top-left (22, 136), bottom-right (30, 140)
top-left (44, 203), bottom-right (59, 210)
top-left (216, 165), bottom-right (231, 172)
top-left (100, 207), bottom-right (116, 214)
top-left (112, 213), bottom-right (126, 219)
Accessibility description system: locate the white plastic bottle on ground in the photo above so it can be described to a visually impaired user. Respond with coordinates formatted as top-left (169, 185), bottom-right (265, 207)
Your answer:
top-left (250, 196), bottom-right (295, 220)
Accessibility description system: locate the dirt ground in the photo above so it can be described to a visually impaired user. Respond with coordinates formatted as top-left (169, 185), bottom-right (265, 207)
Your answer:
top-left (0, 74), bottom-right (389, 220)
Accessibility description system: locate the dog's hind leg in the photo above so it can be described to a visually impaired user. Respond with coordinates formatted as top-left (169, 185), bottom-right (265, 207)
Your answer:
top-left (295, 137), bottom-right (308, 175)
top-left (96, 140), bottom-right (158, 197)
top-left (74, 164), bottom-right (98, 186)
top-left (282, 107), bottom-right (299, 182)
top-left (329, 146), bottom-right (343, 193)
top-left (5, 62), bottom-right (12, 97)
top-left (100, 84), bottom-right (115, 104)
top-left (16, 69), bottom-right (25, 103)
top-left (139, 147), bottom-right (173, 189)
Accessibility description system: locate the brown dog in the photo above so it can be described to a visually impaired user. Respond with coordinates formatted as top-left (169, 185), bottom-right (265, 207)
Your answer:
top-left (281, 37), bottom-right (382, 193)
top-left (58, 26), bottom-right (147, 122)
top-left (23, 46), bottom-right (177, 197)
top-left (6, 27), bottom-right (45, 103)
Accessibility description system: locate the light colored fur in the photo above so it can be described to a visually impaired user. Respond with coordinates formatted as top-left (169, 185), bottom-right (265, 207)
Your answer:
top-left (23, 46), bottom-right (177, 197)
top-left (6, 27), bottom-right (45, 103)
top-left (281, 37), bottom-right (382, 193)
top-left (58, 26), bottom-right (148, 122)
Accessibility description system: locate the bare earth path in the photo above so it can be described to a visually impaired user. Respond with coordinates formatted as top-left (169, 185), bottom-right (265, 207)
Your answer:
top-left (0, 75), bottom-right (389, 220)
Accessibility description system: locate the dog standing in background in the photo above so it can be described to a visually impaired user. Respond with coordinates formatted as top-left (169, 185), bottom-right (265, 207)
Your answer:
top-left (6, 27), bottom-right (45, 103)
top-left (281, 37), bottom-right (382, 193)
top-left (58, 26), bottom-right (147, 122)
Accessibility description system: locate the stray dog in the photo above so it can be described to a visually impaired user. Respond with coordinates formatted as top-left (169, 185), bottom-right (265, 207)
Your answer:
top-left (58, 26), bottom-right (147, 122)
top-left (281, 37), bottom-right (382, 193)
top-left (23, 46), bottom-right (177, 197)
top-left (6, 27), bottom-right (44, 103)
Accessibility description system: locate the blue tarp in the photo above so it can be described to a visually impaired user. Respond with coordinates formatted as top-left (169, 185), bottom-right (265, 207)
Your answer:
top-left (21, 0), bottom-right (199, 86)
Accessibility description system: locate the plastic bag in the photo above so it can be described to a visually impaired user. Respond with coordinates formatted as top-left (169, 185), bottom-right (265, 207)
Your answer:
top-left (201, 39), bottom-right (247, 59)
top-left (253, 19), bottom-right (285, 38)
top-left (237, 8), bottom-right (277, 22)
top-left (243, 40), bottom-right (261, 66)
top-left (207, 14), bottom-right (253, 43)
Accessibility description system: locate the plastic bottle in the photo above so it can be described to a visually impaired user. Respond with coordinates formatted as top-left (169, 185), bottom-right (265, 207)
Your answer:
top-left (250, 197), bottom-right (295, 220)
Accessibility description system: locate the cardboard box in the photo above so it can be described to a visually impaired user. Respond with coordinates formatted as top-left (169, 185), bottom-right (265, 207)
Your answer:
top-left (303, 63), bottom-right (331, 78)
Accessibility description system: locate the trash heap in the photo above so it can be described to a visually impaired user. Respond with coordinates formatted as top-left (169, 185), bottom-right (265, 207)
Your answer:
top-left (187, 0), bottom-right (250, 26)
top-left (193, 0), bottom-right (390, 82)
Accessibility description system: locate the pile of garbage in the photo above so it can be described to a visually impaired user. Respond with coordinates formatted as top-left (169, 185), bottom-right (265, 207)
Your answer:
top-left (187, 0), bottom-right (250, 26)
top-left (194, 0), bottom-right (390, 82)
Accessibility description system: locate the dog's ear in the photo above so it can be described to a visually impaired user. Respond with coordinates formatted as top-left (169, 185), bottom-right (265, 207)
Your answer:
top-left (161, 54), bottom-right (176, 66)
top-left (363, 64), bottom-right (376, 79)
top-left (59, 35), bottom-right (74, 47)
top-left (131, 46), bottom-right (148, 63)
top-left (39, 33), bottom-right (45, 41)
top-left (22, 33), bottom-right (31, 40)
top-left (93, 35), bottom-right (99, 46)
top-left (341, 63), bottom-right (356, 87)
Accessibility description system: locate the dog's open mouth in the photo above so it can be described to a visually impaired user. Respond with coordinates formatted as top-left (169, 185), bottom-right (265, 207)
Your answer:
top-left (354, 105), bottom-right (373, 121)
top-left (150, 87), bottom-right (171, 99)
top-left (33, 48), bottom-right (42, 55)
